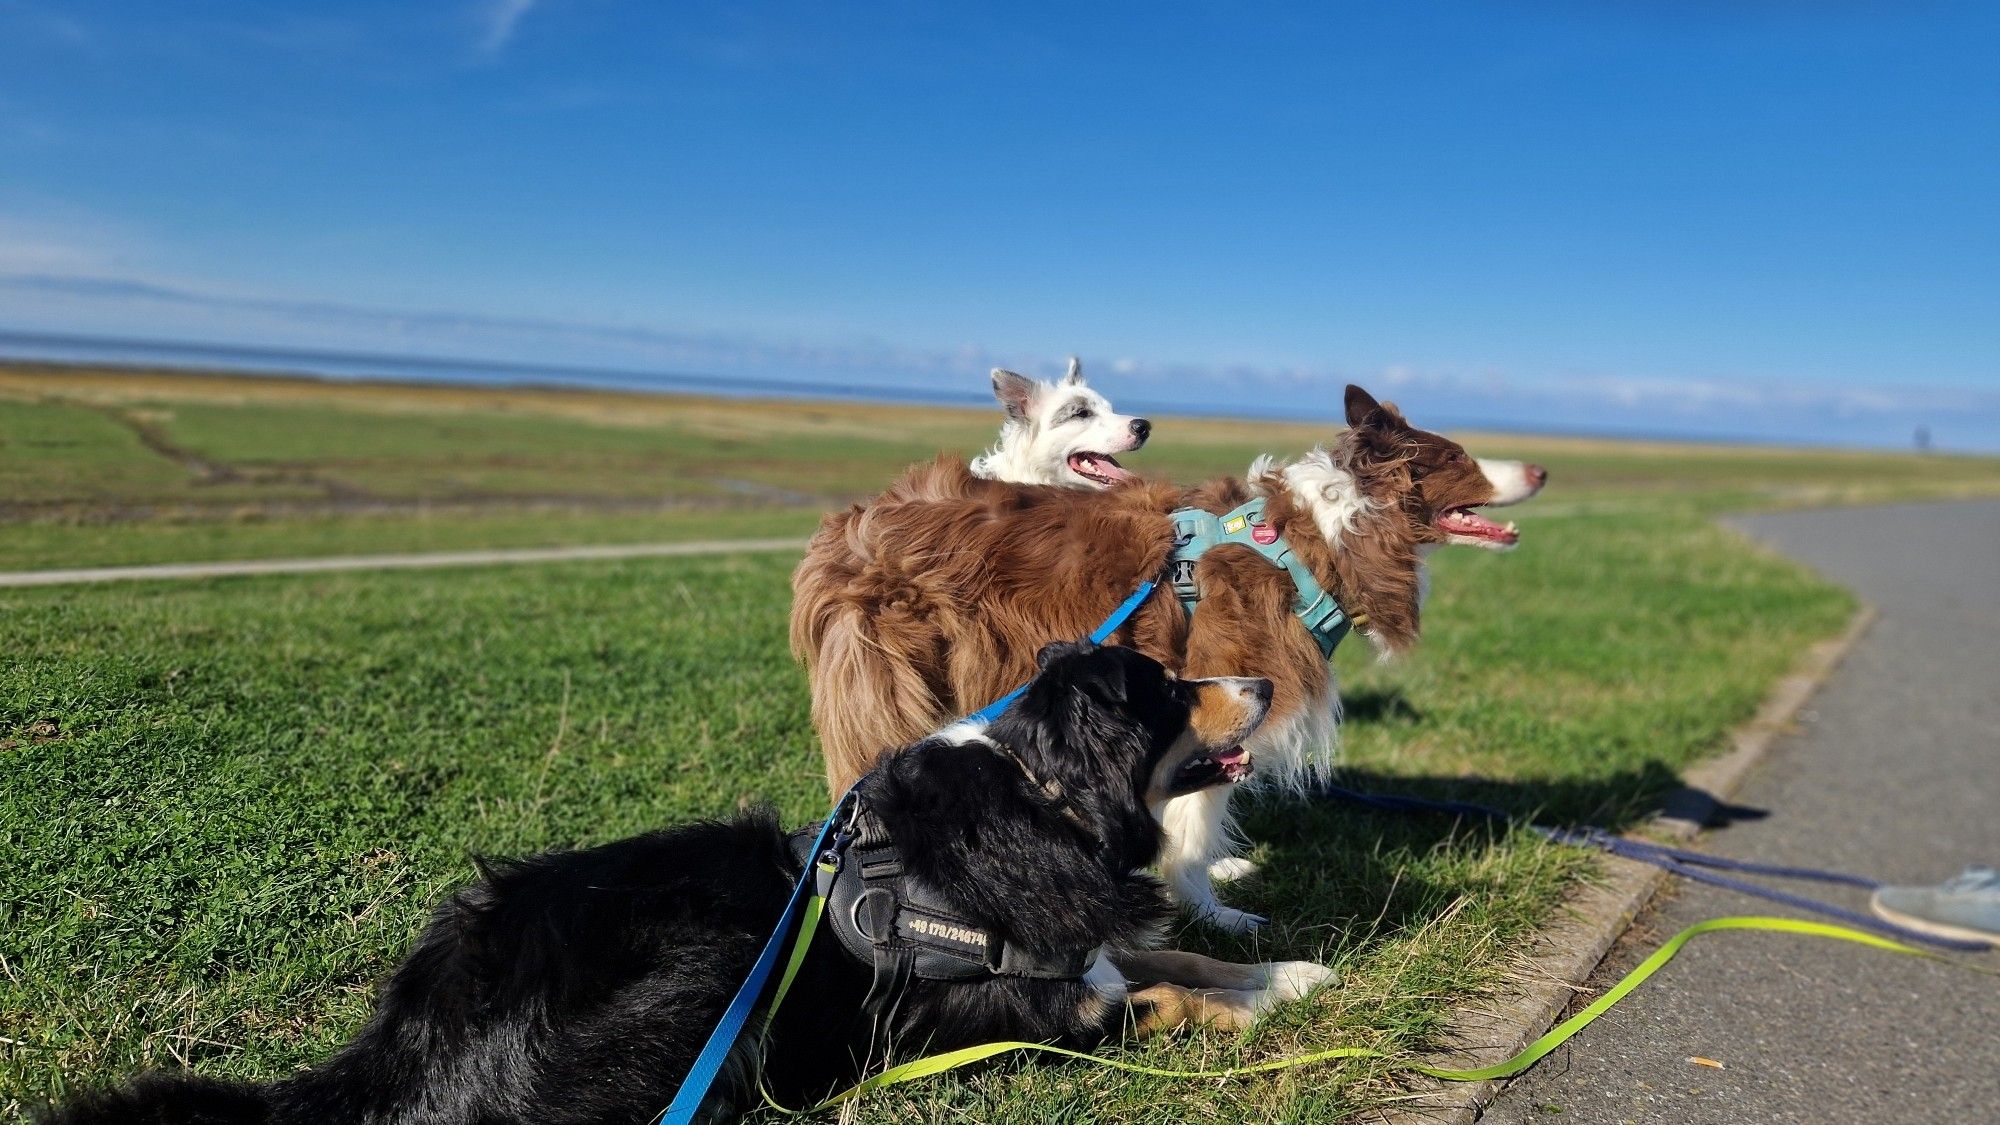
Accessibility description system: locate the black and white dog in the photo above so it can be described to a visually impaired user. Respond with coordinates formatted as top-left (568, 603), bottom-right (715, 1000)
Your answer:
top-left (971, 358), bottom-right (1151, 488)
top-left (45, 644), bottom-right (1330, 1125)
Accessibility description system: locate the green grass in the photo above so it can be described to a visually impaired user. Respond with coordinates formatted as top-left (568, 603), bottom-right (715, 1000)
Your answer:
top-left (7, 362), bottom-right (2000, 572)
top-left (0, 362), bottom-right (1985, 1120)
top-left (1, 508), bottom-right (1853, 1120)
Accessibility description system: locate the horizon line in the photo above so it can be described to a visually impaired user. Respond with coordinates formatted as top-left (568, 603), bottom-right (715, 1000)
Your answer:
top-left (2, 327), bottom-right (1986, 458)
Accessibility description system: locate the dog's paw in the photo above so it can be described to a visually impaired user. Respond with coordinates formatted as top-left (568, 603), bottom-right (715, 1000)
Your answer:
top-left (1257, 960), bottom-right (1337, 1002)
top-left (1196, 905), bottom-right (1267, 933)
top-left (1208, 857), bottom-right (1260, 883)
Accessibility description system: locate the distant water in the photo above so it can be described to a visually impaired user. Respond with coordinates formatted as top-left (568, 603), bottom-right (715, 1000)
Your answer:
top-left (2, 328), bottom-right (1981, 452)
top-left (0, 328), bottom-right (1000, 409)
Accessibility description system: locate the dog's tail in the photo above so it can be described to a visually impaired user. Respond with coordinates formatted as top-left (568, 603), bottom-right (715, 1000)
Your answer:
top-left (810, 606), bottom-right (952, 792)
top-left (38, 1071), bottom-right (272, 1125)
top-left (791, 507), bottom-right (953, 794)
top-left (788, 506), bottom-right (862, 669)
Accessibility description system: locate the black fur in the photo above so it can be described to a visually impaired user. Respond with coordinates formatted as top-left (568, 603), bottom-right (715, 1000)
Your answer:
top-left (43, 643), bottom-right (1195, 1125)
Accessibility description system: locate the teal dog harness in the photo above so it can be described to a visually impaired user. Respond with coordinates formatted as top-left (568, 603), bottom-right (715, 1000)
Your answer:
top-left (1167, 498), bottom-right (1359, 660)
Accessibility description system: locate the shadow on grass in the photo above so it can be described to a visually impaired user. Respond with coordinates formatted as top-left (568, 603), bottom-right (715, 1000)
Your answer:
top-left (1183, 761), bottom-right (1770, 967)
top-left (1314, 763), bottom-right (1769, 833)
top-left (1338, 686), bottom-right (1423, 726)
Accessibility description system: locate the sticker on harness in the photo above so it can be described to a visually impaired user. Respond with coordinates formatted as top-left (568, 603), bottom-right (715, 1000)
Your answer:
top-left (1223, 515), bottom-right (1248, 534)
top-left (897, 911), bottom-right (990, 953)
top-left (1252, 524), bottom-right (1278, 545)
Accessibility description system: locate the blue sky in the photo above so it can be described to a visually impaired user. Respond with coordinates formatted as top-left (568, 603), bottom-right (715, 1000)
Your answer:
top-left (1, 1), bottom-right (1997, 448)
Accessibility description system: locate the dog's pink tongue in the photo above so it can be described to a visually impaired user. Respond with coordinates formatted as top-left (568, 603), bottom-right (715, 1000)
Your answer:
top-left (1214, 747), bottom-right (1253, 781)
top-left (1071, 453), bottom-right (1136, 484)
top-left (1441, 508), bottom-right (1520, 544)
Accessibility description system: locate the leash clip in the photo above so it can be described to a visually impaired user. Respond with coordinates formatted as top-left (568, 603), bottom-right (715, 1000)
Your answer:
top-left (816, 827), bottom-right (852, 897)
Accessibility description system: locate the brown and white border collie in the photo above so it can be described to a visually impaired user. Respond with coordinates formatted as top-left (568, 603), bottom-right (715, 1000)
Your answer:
top-left (791, 385), bottom-right (1544, 931)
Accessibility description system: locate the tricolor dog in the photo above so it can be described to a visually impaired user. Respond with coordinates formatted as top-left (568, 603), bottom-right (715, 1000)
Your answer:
top-left (42, 645), bottom-right (1330, 1124)
top-left (792, 385), bottom-right (1545, 931)
top-left (970, 358), bottom-right (1151, 488)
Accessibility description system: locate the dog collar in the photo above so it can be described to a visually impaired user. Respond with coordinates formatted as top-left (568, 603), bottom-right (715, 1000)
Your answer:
top-left (1166, 498), bottom-right (1359, 660)
top-left (784, 799), bottom-right (1095, 1010)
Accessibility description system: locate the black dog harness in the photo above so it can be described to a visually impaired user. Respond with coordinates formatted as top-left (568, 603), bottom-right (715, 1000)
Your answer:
top-left (785, 795), bottom-right (1095, 1021)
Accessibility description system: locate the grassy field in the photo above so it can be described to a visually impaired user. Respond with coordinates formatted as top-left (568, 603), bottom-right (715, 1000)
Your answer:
top-left (7, 361), bottom-right (2000, 570)
top-left (3, 364), bottom-right (1996, 1120)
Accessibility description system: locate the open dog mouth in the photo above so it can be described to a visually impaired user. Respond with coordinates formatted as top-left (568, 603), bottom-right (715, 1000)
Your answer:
top-left (1435, 506), bottom-right (1519, 548)
top-left (1066, 451), bottom-right (1135, 486)
top-left (1171, 746), bottom-right (1254, 792)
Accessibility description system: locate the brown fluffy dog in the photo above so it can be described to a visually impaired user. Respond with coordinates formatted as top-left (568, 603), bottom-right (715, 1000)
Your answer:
top-left (791, 385), bottom-right (1530, 931)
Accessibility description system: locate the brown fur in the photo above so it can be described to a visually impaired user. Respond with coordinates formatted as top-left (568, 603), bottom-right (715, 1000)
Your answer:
top-left (791, 384), bottom-right (1504, 795)
top-left (1124, 982), bottom-right (1265, 1036)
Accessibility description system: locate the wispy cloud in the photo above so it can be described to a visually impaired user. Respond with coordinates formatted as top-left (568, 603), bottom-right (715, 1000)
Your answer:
top-left (0, 1), bottom-right (92, 48)
top-left (474, 0), bottom-right (537, 56)
top-left (0, 210), bottom-right (144, 273)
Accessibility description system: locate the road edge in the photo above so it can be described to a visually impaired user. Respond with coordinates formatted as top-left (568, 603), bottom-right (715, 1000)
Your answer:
top-left (1380, 601), bottom-right (1879, 1124)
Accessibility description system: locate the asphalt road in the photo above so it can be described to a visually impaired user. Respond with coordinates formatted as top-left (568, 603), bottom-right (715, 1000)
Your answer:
top-left (1486, 500), bottom-right (2000, 1125)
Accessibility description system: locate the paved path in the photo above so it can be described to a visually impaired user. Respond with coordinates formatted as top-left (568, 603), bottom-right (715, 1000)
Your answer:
top-left (0, 538), bottom-right (810, 588)
top-left (1486, 500), bottom-right (2000, 1124)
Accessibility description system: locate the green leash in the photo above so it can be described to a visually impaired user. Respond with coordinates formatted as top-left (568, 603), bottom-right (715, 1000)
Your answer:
top-left (758, 902), bottom-right (1994, 1115)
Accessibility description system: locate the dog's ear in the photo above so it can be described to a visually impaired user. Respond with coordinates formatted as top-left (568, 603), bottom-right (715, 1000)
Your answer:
top-left (1032, 641), bottom-right (1128, 736)
top-left (1344, 384), bottom-right (1383, 428)
top-left (1079, 651), bottom-right (1128, 706)
top-left (992, 368), bottom-right (1038, 423)
top-left (1036, 638), bottom-right (1094, 670)
top-left (1062, 357), bottom-right (1084, 386)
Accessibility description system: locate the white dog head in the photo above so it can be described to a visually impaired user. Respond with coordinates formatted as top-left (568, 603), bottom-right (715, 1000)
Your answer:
top-left (969, 358), bottom-right (1151, 488)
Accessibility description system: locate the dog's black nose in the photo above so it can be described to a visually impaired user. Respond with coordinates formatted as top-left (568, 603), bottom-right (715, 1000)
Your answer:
top-left (1253, 679), bottom-right (1274, 705)
top-left (1129, 418), bottom-right (1151, 444)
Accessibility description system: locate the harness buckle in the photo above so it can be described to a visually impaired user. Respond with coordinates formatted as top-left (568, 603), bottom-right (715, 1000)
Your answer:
top-left (1167, 558), bottom-right (1201, 604)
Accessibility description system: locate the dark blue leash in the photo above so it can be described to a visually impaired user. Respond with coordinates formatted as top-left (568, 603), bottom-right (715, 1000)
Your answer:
top-left (1318, 783), bottom-right (1991, 953)
top-left (657, 580), bottom-right (1159, 1123)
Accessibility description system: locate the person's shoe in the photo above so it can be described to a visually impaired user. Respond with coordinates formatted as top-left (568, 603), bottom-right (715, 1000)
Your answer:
top-left (1870, 865), bottom-right (2000, 946)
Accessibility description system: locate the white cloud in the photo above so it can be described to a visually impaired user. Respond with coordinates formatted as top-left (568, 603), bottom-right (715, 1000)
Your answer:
top-left (474, 0), bottom-right (537, 55)
top-left (0, 209), bottom-right (144, 274)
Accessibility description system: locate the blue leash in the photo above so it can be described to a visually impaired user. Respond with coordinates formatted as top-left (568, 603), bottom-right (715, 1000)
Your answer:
top-left (963, 581), bottom-right (1159, 724)
top-left (657, 580), bottom-right (1159, 1123)
top-left (655, 805), bottom-right (846, 1124)
top-left (1317, 783), bottom-right (1991, 953)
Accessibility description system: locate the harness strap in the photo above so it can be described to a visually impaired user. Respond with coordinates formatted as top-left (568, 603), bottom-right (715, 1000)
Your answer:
top-left (792, 800), bottom-right (1097, 1002)
top-left (1168, 498), bottom-right (1355, 660)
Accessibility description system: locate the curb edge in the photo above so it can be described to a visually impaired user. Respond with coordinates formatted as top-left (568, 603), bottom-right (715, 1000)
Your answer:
top-left (1376, 601), bottom-right (1879, 1124)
